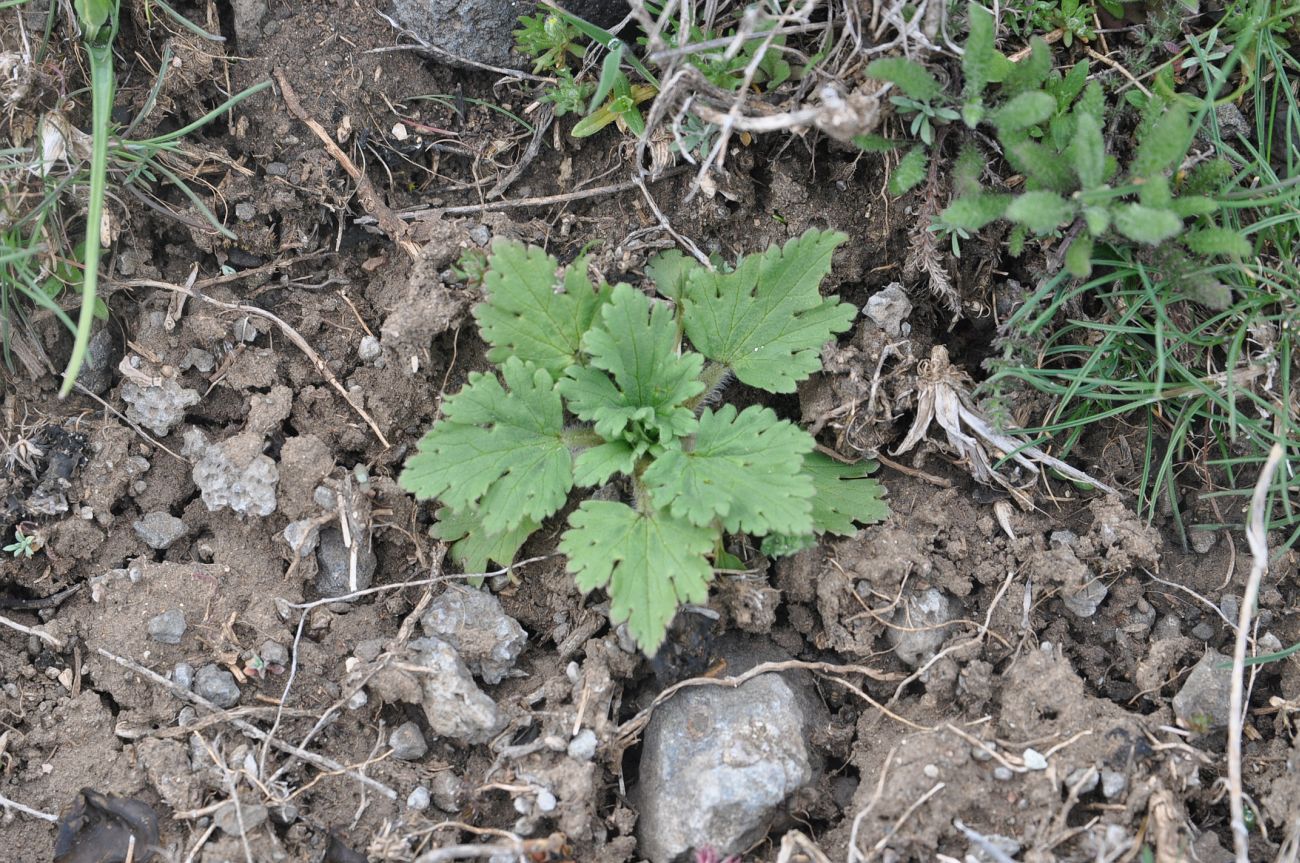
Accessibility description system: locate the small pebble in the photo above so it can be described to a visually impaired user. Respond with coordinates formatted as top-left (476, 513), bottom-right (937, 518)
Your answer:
top-left (1022, 748), bottom-right (1048, 771)
top-left (389, 721), bottom-right (428, 761)
top-left (1191, 621), bottom-right (1216, 641)
top-left (147, 609), bottom-right (188, 645)
top-left (922, 764), bottom-right (939, 779)
top-left (1066, 767), bottom-right (1099, 795)
top-left (347, 690), bottom-right (368, 710)
top-left (407, 786), bottom-right (431, 811)
top-left (358, 335), bottom-right (382, 362)
top-left (235, 201), bottom-right (256, 221)
top-left (1101, 769), bottom-right (1127, 799)
top-left (536, 789), bottom-right (557, 813)
top-left (468, 224), bottom-right (492, 246)
top-left (173, 662), bottom-right (194, 690)
top-left (214, 801), bottom-right (268, 836)
top-left (134, 512), bottom-right (189, 550)
top-left (567, 729), bottom-right (597, 761)
top-left (259, 640), bottom-right (289, 667)
top-left (194, 664), bottom-right (240, 708)
top-left (993, 766), bottom-right (1014, 781)
top-left (1191, 529), bottom-right (1218, 554)
top-left (265, 161), bottom-right (289, 177)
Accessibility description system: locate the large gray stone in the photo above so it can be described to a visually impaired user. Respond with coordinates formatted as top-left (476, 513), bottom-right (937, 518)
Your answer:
top-left (315, 527), bottom-right (377, 597)
top-left (420, 585), bottom-right (526, 684)
top-left (1172, 649), bottom-right (1234, 730)
top-left (410, 637), bottom-right (500, 743)
top-left (392, 0), bottom-right (627, 69)
top-left (636, 670), bottom-right (819, 862)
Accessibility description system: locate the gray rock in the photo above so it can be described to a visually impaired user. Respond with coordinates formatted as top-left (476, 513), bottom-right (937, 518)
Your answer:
top-left (468, 224), bottom-right (491, 246)
top-left (636, 670), bottom-right (818, 863)
top-left (78, 327), bottom-right (117, 395)
top-left (885, 588), bottom-right (954, 667)
top-left (315, 527), bottom-right (377, 596)
top-left (1215, 102), bottom-right (1250, 139)
top-left (536, 789), bottom-right (557, 813)
top-left (1066, 767), bottom-right (1099, 795)
top-left (421, 585), bottom-right (526, 684)
top-left (390, 721), bottom-right (429, 761)
top-left (1191, 621), bottom-right (1216, 641)
top-left (1172, 650), bottom-right (1233, 730)
top-left (407, 786), bottom-right (431, 811)
top-left (393, 0), bottom-right (624, 68)
top-left (195, 663), bottom-right (241, 708)
top-left (184, 429), bottom-right (278, 516)
top-left (173, 662), bottom-right (194, 690)
top-left (148, 609), bottom-right (188, 645)
top-left (1190, 529), bottom-right (1218, 554)
top-left (1062, 577), bottom-right (1109, 618)
top-left (283, 519), bottom-right (320, 557)
top-left (568, 728), bottom-right (598, 761)
top-left (993, 766), bottom-right (1013, 781)
top-left (965, 833), bottom-right (1022, 863)
top-left (358, 335), bottom-right (382, 362)
top-left (235, 200), bottom-right (257, 221)
top-left (864, 283), bottom-right (912, 336)
top-left (181, 348), bottom-right (216, 373)
top-left (123, 378), bottom-right (201, 436)
top-left (265, 161), bottom-right (288, 177)
top-left (214, 801), bottom-right (268, 836)
top-left (259, 640), bottom-right (289, 667)
top-left (133, 511), bottom-right (188, 550)
top-left (429, 771), bottom-right (465, 812)
top-left (410, 637), bottom-right (500, 743)
top-left (1049, 529), bottom-right (1079, 547)
top-left (1101, 769), bottom-right (1127, 799)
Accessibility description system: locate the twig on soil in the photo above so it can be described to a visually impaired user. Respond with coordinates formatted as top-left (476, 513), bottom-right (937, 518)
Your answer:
top-left (131, 278), bottom-right (392, 449)
top-left (1229, 441), bottom-right (1286, 863)
top-left (180, 823), bottom-right (218, 863)
top-left (955, 819), bottom-right (1017, 863)
top-left (362, 167), bottom-right (690, 222)
top-left (92, 644), bottom-right (398, 800)
top-left (1084, 47), bottom-right (1153, 98)
top-left (0, 613), bottom-right (63, 649)
top-left (486, 105), bottom-right (554, 200)
top-left (848, 745), bottom-right (899, 863)
top-left (372, 10), bottom-right (551, 82)
top-left (0, 792), bottom-right (58, 822)
top-left (273, 69), bottom-right (419, 260)
top-left (411, 831), bottom-right (569, 863)
top-left (869, 782), bottom-right (945, 858)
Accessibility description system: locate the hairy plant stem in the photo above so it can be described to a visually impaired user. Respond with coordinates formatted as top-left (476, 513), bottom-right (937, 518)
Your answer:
top-left (687, 360), bottom-right (733, 411)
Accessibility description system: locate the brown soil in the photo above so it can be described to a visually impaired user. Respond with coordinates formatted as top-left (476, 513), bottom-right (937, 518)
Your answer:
top-left (2, 2), bottom-right (1298, 862)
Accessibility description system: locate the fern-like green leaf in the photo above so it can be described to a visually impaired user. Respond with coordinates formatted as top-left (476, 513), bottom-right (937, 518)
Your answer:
top-left (962, 1), bottom-right (995, 125)
top-left (1064, 234), bottom-right (1094, 277)
top-left (561, 501), bottom-right (714, 651)
top-left (643, 404), bottom-right (815, 535)
top-left (1113, 204), bottom-right (1183, 244)
top-left (940, 194), bottom-right (1010, 232)
top-left (1184, 226), bottom-right (1251, 258)
top-left (991, 91), bottom-right (1055, 133)
top-left (1070, 111), bottom-right (1105, 189)
top-left (474, 242), bottom-right (611, 376)
top-left (400, 357), bottom-right (572, 534)
top-left (1004, 38), bottom-right (1052, 97)
top-left (888, 146), bottom-right (929, 196)
top-left (1006, 191), bottom-right (1075, 233)
top-left (560, 283), bottom-right (704, 451)
top-left (866, 56), bottom-right (943, 101)
top-left (1131, 103), bottom-right (1191, 178)
top-left (681, 229), bottom-right (854, 393)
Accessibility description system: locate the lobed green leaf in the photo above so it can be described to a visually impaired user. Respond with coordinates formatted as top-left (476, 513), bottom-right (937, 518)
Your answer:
top-left (474, 241), bottom-right (610, 376)
top-left (400, 357), bottom-right (573, 535)
top-left (643, 404), bottom-right (815, 535)
top-left (561, 501), bottom-right (715, 652)
top-left (433, 506), bottom-right (538, 575)
top-left (681, 229), bottom-right (854, 393)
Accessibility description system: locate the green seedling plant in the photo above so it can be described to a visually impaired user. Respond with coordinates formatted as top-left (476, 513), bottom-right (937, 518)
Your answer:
top-left (4, 527), bottom-right (40, 558)
top-left (400, 231), bottom-right (889, 652)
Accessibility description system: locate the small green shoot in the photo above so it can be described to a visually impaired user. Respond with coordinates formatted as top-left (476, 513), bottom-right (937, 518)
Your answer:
top-left (4, 528), bottom-right (40, 558)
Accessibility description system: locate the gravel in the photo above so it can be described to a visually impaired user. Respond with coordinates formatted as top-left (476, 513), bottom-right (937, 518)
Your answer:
top-left (420, 585), bottom-right (526, 684)
top-left (1172, 649), bottom-right (1234, 730)
top-left (389, 721), bottom-right (429, 761)
top-left (194, 663), bottom-right (241, 708)
top-left (133, 512), bottom-right (189, 550)
top-left (147, 609), bottom-right (187, 645)
top-left (315, 527), bottom-right (377, 596)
